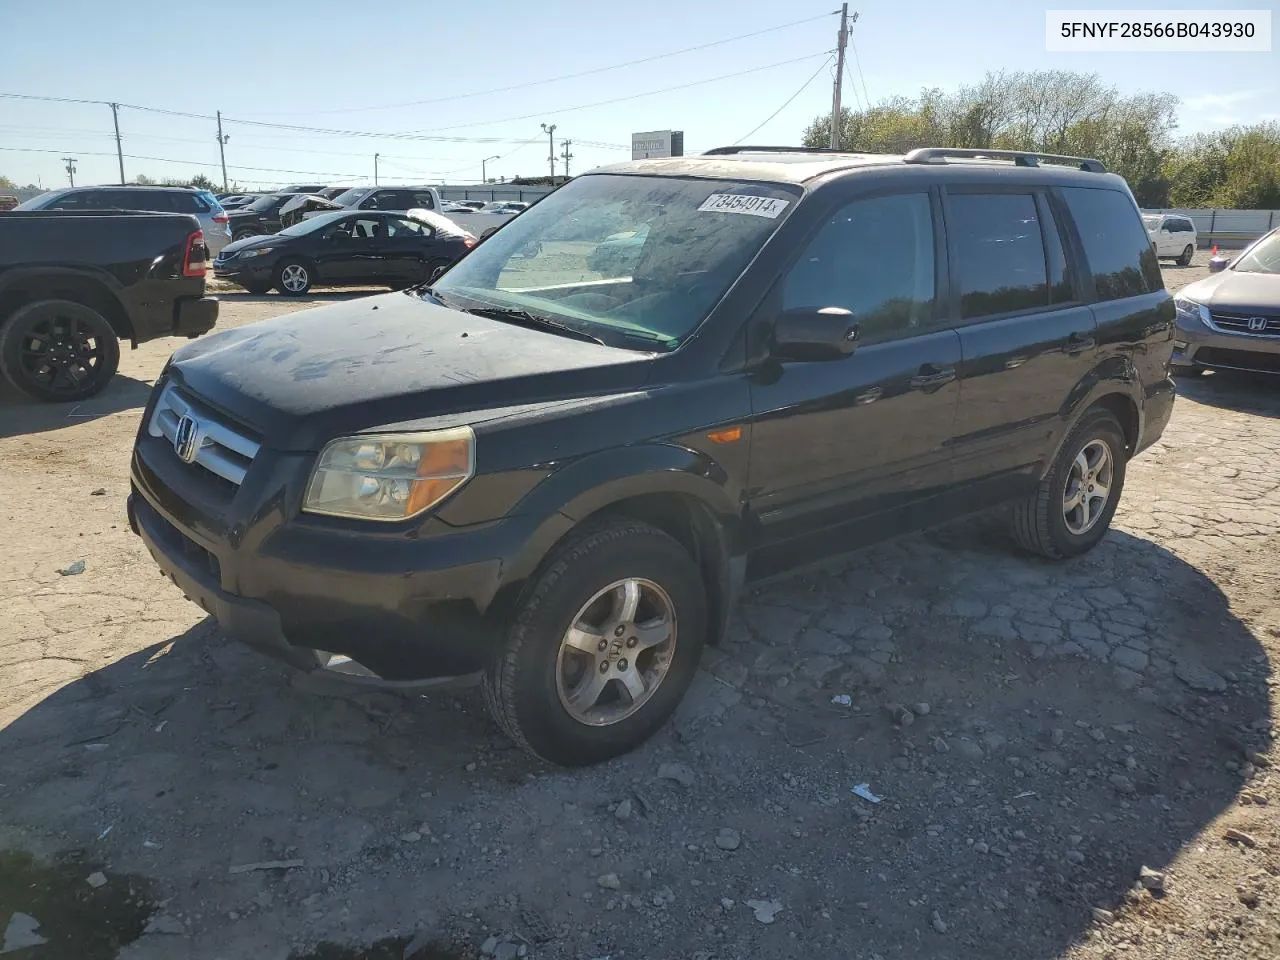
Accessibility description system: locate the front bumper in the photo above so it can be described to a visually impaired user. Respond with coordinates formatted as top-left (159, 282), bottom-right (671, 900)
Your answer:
top-left (174, 296), bottom-right (219, 338)
top-left (1173, 322), bottom-right (1280, 375)
top-left (127, 412), bottom-right (534, 685)
top-left (212, 258), bottom-right (272, 285)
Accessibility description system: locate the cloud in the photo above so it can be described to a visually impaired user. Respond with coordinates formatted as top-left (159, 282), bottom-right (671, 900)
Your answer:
top-left (1183, 89), bottom-right (1267, 112)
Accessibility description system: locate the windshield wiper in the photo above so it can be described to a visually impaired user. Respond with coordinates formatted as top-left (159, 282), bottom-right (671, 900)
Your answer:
top-left (460, 306), bottom-right (605, 345)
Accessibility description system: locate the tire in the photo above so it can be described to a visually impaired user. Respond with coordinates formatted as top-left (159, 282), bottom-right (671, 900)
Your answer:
top-left (241, 281), bottom-right (271, 295)
top-left (1010, 408), bottom-right (1128, 559)
top-left (0, 299), bottom-right (121, 403)
top-left (274, 259), bottom-right (313, 296)
top-left (1172, 365), bottom-right (1204, 377)
top-left (482, 520), bottom-right (708, 766)
top-left (1177, 245), bottom-right (1194, 267)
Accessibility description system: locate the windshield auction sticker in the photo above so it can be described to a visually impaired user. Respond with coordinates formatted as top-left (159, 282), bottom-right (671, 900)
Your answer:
top-left (697, 194), bottom-right (790, 218)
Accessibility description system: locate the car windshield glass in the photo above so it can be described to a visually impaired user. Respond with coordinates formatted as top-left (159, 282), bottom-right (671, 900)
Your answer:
top-left (244, 194), bottom-right (285, 212)
top-left (431, 174), bottom-right (799, 348)
top-left (1233, 232), bottom-right (1280, 275)
top-left (276, 212), bottom-right (348, 237)
top-left (332, 188), bottom-right (365, 206)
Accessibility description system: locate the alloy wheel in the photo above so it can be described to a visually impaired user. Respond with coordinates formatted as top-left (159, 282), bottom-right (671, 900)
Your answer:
top-left (280, 264), bottom-right (309, 292)
top-left (1062, 438), bottom-right (1114, 535)
top-left (15, 312), bottom-right (107, 399)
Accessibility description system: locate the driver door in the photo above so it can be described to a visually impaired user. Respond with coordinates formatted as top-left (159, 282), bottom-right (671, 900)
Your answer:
top-left (314, 216), bottom-right (383, 283)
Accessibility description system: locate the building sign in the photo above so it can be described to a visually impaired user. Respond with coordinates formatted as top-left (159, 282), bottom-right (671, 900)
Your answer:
top-left (631, 130), bottom-right (685, 160)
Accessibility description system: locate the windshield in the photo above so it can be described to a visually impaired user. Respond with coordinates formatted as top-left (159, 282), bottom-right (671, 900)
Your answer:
top-left (276, 211), bottom-right (347, 237)
top-left (1233, 231), bottom-right (1280, 275)
top-left (431, 174), bottom-right (799, 347)
top-left (331, 188), bottom-right (366, 207)
top-left (244, 194), bottom-right (286, 212)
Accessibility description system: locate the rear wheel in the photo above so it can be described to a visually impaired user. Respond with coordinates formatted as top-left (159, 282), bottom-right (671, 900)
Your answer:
top-left (275, 260), bottom-right (313, 296)
top-left (482, 520), bottom-right (708, 766)
top-left (0, 299), bottom-right (120, 402)
top-left (1177, 244), bottom-right (1194, 266)
top-left (1010, 408), bottom-right (1127, 559)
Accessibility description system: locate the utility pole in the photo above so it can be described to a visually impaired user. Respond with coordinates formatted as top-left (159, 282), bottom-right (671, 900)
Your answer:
top-left (481, 154), bottom-right (499, 184)
top-left (829, 4), bottom-right (851, 150)
top-left (216, 110), bottom-right (230, 192)
top-left (109, 103), bottom-right (125, 184)
top-left (540, 123), bottom-right (557, 179)
top-left (374, 152), bottom-right (380, 185)
top-left (560, 139), bottom-right (574, 178)
top-left (61, 157), bottom-right (77, 187)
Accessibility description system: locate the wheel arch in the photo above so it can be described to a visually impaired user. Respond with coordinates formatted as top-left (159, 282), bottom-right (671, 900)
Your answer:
top-left (0, 268), bottom-right (133, 340)
top-left (1041, 379), bottom-right (1142, 481)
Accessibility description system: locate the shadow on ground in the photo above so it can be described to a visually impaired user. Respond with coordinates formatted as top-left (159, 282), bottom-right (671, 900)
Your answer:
top-left (0, 524), bottom-right (1269, 959)
top-left (0, 374), bottom-right (153, 439)
top-left (1175, 370), bottom-right (1280, 418)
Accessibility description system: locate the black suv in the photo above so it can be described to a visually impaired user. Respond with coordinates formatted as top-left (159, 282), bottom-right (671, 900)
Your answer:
top-left (128, 146), bottom-right (1176, 765)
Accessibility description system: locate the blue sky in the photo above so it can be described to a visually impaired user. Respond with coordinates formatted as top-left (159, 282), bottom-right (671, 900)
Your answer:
top-left (1, 0), bottom-right (1275, 190)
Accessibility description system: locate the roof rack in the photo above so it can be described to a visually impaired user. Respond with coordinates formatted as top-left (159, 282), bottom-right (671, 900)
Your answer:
top-left (903, 147), bottom-right (1106, 173)
top-left (701, 145), bottom-right (848, 156)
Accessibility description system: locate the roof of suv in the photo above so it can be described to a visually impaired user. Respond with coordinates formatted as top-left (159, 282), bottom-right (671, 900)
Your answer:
top-left (595, 146), bottom-right (1120, 188)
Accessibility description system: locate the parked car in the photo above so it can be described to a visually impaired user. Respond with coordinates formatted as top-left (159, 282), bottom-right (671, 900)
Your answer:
top-left (128, 145), bottom-right (1174, 766)
top-left (16, 186), bottom-right (232, 255)
top-left (212, 209), bottom-right (475, 295)
top-left (226, 193), bottom-right (298, 242)
top-left (218, 194), bottom-right (262, 210)
top-left (1143, 213), bottom-right (1198, 265)
top-left (479, 201), bottom-right (529, 214)
top-left (278, 183), bottom-right (327, 195)
top-left (1171, 226), bottom-right (1280, 375)
top-left (305, 185), bottom-right (519, 236)
top-left (0, 209), bottom-right (216, 401)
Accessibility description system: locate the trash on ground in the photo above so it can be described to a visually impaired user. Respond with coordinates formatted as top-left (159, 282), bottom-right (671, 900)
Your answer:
top-left (2, 912), bottom-right (48, 953)
top-left (228, 859), bottom-right (305, 875)
top-left (830, 694), bottom-right (853, 706)
top-left (745, 899), bottom-right (784, 924)
top-left (96, 824), bottom-right (114, 840)
top-left (851, 783), bottom-right (883, 804)
top-left (90, 487), bottom-right (107, 496)
top-left (58, 559), bottom-right (86, 576)
top-left (86, 871), bottom-right (107, 888)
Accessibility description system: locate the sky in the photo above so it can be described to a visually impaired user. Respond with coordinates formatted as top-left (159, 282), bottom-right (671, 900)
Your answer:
top-left (0, 0), bottom-right (1275, 191)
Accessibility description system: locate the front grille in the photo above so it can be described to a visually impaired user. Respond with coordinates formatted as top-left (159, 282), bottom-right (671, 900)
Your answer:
top-left (148, 383), bottom-right (260, 486)
top-left (1195, 347), bottom-right (1280, 374)
top-left (1208, 311), bottom-right (1280, 337)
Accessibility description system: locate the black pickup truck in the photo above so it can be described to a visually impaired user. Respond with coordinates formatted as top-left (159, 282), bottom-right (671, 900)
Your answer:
top-left (0, 210), bottom-right (218, 401)
top-left (129, 146), bottom-right (1175, 766)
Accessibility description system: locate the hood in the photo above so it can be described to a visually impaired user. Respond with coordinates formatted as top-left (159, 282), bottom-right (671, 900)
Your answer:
top-left (168, 292), bottom-right (653, 449)
top-left (217, 233), bottom-right (280, 257)
top-left (1180, 270), bottom-right (1280, 313)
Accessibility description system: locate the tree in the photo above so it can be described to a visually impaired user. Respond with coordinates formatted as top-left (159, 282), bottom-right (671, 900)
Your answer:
top-left (188, 173), bottom-right (216, 190)
top-left (134, 174), bottom-right (156, 185)
top-left (0, 176), bottom-right (15, 190)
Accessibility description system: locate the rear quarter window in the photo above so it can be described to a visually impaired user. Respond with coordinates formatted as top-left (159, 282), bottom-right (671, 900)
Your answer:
top-left (171, 192), bottom-right (211, 213)
top-left (1060, 187), bottom-right (1162, 301)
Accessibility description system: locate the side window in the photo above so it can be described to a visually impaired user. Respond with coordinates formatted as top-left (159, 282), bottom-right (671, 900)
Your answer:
top-left (47, 192), bottom-right (90, 210)
top-left (1060, 187), bottom-right (1161, 301)
top-left (387, 217), bottom-right (429, 237)
top-left (1179, 218), bottom-right (1195, 233)
top-left (781, 192), bottom-right (936, 344)
top-left (409, 191), bottom-right (436, 210)
top-left (948, 193), bottom-right (1050, 320)
top-left (349, 217), bottom-right (385, 240)
top-left (364, 190), bottom-right (407, 210)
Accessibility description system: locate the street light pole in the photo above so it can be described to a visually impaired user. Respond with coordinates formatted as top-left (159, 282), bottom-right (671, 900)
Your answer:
top-left (481, 155), bottom-right (500, 184)
top-left (374, 152), bottom-right (380, 186)
top-left (540, 123), bottom-right (557, 179)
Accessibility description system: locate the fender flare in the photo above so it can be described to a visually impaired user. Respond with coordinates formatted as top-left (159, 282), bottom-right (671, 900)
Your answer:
top-left (1040, 357), bottom-right (1143, 479)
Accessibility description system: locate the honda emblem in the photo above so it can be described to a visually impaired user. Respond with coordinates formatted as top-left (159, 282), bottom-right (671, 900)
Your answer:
top-left (1247, 316), bottom-right (1268, 333)
top-left (173, 414), bottom-right (201, 463)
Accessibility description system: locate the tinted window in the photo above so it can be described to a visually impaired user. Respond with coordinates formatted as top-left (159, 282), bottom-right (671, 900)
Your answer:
top-left (363, 190), bottom-right (407, 210)
top-left (949, 193), bottom-right (1049, 320)
top-left (47, 192), bottom-right (93, 210)
top-left (387, 216), bottom-right (429, 237)
top-left (407, 190), bottom-right (436, 210)
top-left (782, 193), bottom-right (936, 343)
top-left (1061, 187), bottom-right (1160, 301)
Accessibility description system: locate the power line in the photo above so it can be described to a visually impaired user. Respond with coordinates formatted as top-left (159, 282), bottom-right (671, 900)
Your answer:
top-left (849, 34), bottom-right (872, 107)
top-left (238, 12), bottom-right (840, 117)
top-left (735, 56), bottom-right (834, 144)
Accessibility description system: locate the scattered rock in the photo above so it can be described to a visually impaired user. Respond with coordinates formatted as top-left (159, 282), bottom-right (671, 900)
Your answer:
top-left (913, 702), bottom-right (931, 716)
top-left (1109, 774), bottom-right (1136, 795)
top-left (2, 913), bottom-right (47, 953)
top-left (715, 828), bottom-right (741, 851)
top-left (1111, 647), bottom-right (1150, 672)
top-left (614, 799), bottom-right (633, 822)
top-left (596, 873), bottom-right (621, 890)
top-left (1225, 828), bottom-right (1257, 848)
top-left (1050, 727), bottom-right (1065, 746)
top-left (745, 899), bottom-right (784, 924)
top-left (1174, 660), bottom-right (1227, 693)
top-left (720, 898), bottom-right (735, 910)
top-left (494, 942), bottom-right (521, 960)
top-left (930, 910), bottom-right (948, 934)
top-left (480, 936), bottom-right (500, 957)
top-left (90, 487), bottom-right (107, 496)
top-left (86, 871), bottom-right (107, 888)
top-left (933, 737), bottom-right (950, 754)
top-left (884, 704), bottom-right (915, 727)
top-left (57, 559), bottom-right (86, 576)
top-left (1139, 866), bottom-right (1165, 892)
top-left (974, 841), bottom-right (990, 854)
top-left (144, 914), bottom-right (186, 936)
top-left (1091, 907), bottom-right (1114, 924)
top-left (658, 762), bottom-right (695, 788)
top-left (400, 831), bottom-right (422, 843)
top-left (1066, 850), bottom-right (1085, 865)
top-left (465, 762), bottom-right (477, 773)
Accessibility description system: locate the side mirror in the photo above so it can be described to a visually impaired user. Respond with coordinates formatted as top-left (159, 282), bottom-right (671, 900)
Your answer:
top-left (773, 307), bottom-right (859, 362)
top-left (1208, 256), bottom-right (1230, 274)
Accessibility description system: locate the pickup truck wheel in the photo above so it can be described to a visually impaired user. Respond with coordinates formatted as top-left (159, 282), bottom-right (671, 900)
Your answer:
top-left (1177, 244), bottom-right (1194, 266)
top-left (275, 260), bottom-right (313, 296)
top-left (0, 299), bottom-right (120, 403)
top-left (1010, 408), bottom-right (1127, 559)
top-left (483, 520), bottom-right (708, 766)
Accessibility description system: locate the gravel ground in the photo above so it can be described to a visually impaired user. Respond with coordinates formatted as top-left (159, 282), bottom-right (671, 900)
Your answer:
top-left (2, 254), bottom-right (1279, 960)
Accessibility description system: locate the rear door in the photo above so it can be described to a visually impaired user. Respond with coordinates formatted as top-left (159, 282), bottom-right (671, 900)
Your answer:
top-left (747, 189), bottom-right (962, 548)
top-left (946, 188), bottom-right (1098, 491)
top-left (383, 215), bottom-right (436, 283)
top-left (317, 215), bottom-right (394, 283)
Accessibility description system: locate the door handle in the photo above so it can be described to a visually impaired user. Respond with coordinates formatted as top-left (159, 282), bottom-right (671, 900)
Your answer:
top-left (1064, 332), bottom-right (1096, 355)
top-left (854, 386), bottom-right (883, 405)
top-left (909, 364), bottom-right (956, 391)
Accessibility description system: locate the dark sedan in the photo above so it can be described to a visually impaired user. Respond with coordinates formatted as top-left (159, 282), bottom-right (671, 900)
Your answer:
top-left (212, 210), bottom-right (475, 295)
top-left (1173, 227), bottom-right (1280, 375)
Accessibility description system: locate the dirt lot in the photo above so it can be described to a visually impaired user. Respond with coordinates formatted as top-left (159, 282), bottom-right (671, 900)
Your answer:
top-left (3, 254), bottom-right (1279, 960)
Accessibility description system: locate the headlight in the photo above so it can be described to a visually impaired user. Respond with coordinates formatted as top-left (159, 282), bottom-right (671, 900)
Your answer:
top-left (1174, 297), bottom-right (1210, 327)
top-left (241, 247), bottom-right (273, 258)
top-left (303, 427), bottom-right (475, 521)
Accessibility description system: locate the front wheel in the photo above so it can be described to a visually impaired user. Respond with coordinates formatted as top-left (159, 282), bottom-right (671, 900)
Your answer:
top-left (0, 299), bottom-right (121, 402)
top-left (1177, 245), bottom-right (1194, 267)
top-left (482, 520), bottom-right (708, 766)
top-left (275, 260), bottom-right (313, 296)
top-left (1010, 408), bottom-right (1128, 559)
